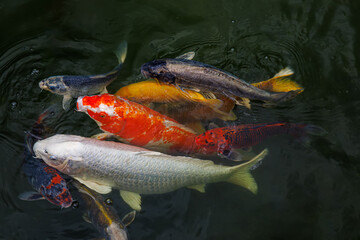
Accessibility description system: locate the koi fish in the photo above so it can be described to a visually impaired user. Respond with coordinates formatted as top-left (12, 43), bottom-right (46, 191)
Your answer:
top-left (39, 41), bottom-right (127, 110)
top-left (117, 67), bottom-right (302, 122)
top-left (195, 122), bottom-right (325, 156)
top-left (33, 134), bottom-right (268, 211)
top-left (76, 93), bottom-right (198, 154)
top-left (72, 180), bottom-right (135, 240)
top-left (141, 57), bottom-right (303, 103)
top-left (19, 107), bottom-right (73, 208)
top-left (19, 148), bottom-right (73, 208)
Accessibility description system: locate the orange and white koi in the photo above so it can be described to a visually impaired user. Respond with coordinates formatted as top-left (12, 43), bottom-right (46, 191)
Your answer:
top-left (77, 93), bottom-right (198, 154)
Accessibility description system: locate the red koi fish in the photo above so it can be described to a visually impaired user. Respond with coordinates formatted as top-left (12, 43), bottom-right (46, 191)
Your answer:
top-left (195, 122), bottom-right (325, 156)
top-left (77, 93), bottom-right (198, 154)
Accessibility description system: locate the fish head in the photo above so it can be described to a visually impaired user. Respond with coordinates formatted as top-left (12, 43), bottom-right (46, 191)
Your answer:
top-left (77, 94), bottom-right (125, 130)
top-left (33, 134), bottom-right (84, 171)
top-left (39, 76), bottom-right (68, 95)
top-left (141, 60), bottom-right (176, 84)
top-left (105, 222), bottom-right (128, 240)
top-left (40, 176), bottom-right (73, 208)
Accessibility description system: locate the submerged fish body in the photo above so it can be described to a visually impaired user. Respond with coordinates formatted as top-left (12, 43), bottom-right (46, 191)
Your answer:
top-left (20, 149), bottom-right (73, 208)
top-left (195, 122), bottom-right (324, 155)
top-left (39, 41), bottom-right (127, 110)
top-left (19, 107), bottom-right (73, 208)
top-left (73, 180), bottom-right (133, 240)
top-left (141, 58), bottom-right (301, 103)
top-left (33, 134), bottom-right (268, 210)
top-left (77, 93), bottom-right (197, 154)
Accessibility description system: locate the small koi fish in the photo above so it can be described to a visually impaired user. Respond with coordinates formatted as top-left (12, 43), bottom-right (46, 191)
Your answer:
top-left (39, 41), bottom-right (127, 110)
top-left (195, 122), bottom-right (326, 157)
top-left (19, 107), bottom-right (73, 208)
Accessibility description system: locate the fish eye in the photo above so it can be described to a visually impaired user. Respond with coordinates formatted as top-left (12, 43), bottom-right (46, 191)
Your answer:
top-left (71, 201), bottom-right (79, 209)
top-left (50, 155), bottom-right (57, 161)
top-left (105, 198), bottom-right (113, 205)
top-left (44, 150), bottom-right (48, 154)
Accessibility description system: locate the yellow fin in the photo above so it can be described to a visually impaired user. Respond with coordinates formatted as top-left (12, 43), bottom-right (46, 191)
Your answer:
top-left (227, 149), bottom-right (268, 194)
top-left (176, 51), bottom-right (195, 60)
top-left (187, 184), bottom-right (206, 193)
top-left (122, 211), bottom-right (136, 227)
top-left (234, 97), bottom-right (251, 109)
top-left (74, 177), bottom-right (112, 194)
top-left (273, 66), bottom-right (294, 78)
top-left (120, 190), bottom-right (142, 211)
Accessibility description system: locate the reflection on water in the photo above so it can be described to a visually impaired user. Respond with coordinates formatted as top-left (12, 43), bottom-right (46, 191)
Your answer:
top-left (0, 0), bottom-right (359, 239)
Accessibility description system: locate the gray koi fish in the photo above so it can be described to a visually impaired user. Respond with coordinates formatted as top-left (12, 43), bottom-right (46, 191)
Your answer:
top-left (39, 41), bottom-right (127, 110)
top-left (141, 58), bottom-right (302, 103)
top-left (33, 134), bottom-right (268, 211)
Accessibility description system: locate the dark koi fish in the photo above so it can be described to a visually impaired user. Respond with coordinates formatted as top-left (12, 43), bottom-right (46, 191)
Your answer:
top-left (141, 58), bottom-right (302, 103)
top-left (195, 122), bottom-right (325, 156)
top-left (39, 41), bottom-right (127, 110)
top-left (19, 106), bottom-right (73, 208)
top-left (72, 180), bottom-right (135, 240)
top-left (19, 149), bottom-right (73, 208)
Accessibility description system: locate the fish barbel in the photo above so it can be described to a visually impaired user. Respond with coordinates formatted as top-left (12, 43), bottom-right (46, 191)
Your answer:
top-left (39, 41), bottom-right (127, 110)
top-left (33, 134), bottom-right (268, 211)
top-left (141, 58), bottom-right (302, 103)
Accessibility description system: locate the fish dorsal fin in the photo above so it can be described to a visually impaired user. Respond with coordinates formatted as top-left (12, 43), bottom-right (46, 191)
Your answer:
top-left (134, 151), bottom-right (163, 156)
top-left (120, 191), bottom-right (142, 211)
top-left (176, 51), bottom-right (195, 60)
top-left (187, 184), bottom-right (206, 193)
top-left (74, 177), bottom-right (112, 194)
top-left (273, 66), bottom-right (294, 78)
top-left (122, 210), bottom-right (136, 227)
top-left (18, 191), bottom-right (45, 201)
top-left (114, 41), bottom-right (128, 64)
top-left (62, 95), bottom-right (72, 111)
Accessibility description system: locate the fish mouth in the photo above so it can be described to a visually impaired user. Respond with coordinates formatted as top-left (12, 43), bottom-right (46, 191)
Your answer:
top-left (38, 80), bottom-right (48, 90)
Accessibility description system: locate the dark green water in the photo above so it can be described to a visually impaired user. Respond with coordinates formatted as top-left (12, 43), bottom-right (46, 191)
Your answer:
top-left (1, 0), bottom-right (360, 239)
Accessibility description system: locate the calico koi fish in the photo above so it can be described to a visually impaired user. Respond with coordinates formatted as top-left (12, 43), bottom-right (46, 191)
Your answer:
top-left (141, 57), bottom-right (303, 103)
top-left (76, 93), bottom-right (198, 154)
top-left (195, 122), bottom-right (325, 156)
top-left (19, 107), bottom-right (73, 208)
top-left (39, 41), bottom-right (127, 110)
top-left (19, 149), bottom-right (73, 208)
top-left (33, 134), bottom-right (268, 211)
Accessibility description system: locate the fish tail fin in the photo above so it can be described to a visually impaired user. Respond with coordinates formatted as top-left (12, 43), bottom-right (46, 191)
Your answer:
top-left (114, 41), bottom-right (128, 64)
top-left (252, 66), bottom-right (304, 94)
top-left (226, 149), bottom-right (268, 194)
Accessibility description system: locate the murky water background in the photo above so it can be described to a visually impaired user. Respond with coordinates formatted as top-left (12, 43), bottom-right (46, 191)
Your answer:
top-left (0, 0), bottom-right (360, 239)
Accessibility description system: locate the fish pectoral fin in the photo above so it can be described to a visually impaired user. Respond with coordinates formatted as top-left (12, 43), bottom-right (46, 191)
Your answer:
top-left (91, 132), bottom-right (114, 140)
top-left (187, 184), bottom-right (206, 193)
top-left (100, 87), bottom-right (108, 94)
top-left (122, 210), bottom-right (136, 227)
top-left (176, 51), bottom-right (195, 60)
top-left (82, 213), bottom-right (92, 224)
top-left (120, 191), bottom-right (142, 211)
top-left (18, 191), bottom-right (45, 201)
top-left (234, 97), bottom-right (251, 109)
top-left (62, 95), bottom-right (72, 111)
top-left (74, 178), bottom-right (112, 194)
